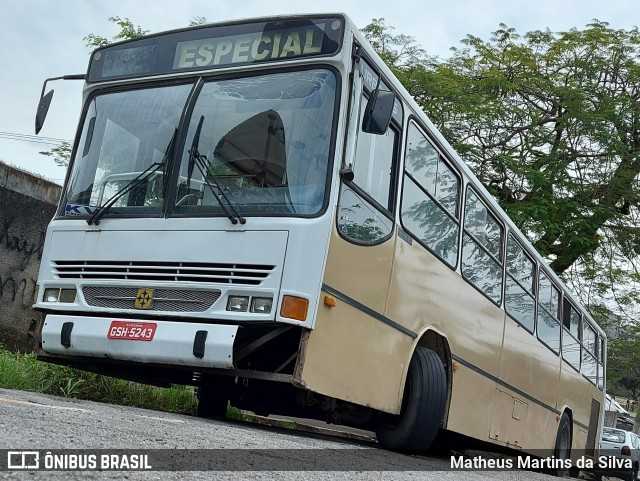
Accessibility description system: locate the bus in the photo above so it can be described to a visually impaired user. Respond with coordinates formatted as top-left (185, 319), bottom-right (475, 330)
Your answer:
top-left (32, 13), bottom-right (606, 460)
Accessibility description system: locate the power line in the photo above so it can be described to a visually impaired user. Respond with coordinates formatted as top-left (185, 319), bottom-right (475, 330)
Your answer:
top-left (0, 131), bottom-right (71, 147)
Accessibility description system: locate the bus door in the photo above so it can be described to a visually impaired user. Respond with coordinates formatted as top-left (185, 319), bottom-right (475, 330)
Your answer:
top-left (298, 53), bottom-right (411, 413)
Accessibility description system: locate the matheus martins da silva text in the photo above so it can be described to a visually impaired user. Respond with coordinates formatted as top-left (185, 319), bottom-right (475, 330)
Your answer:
top-left (451, 455), bottom-right (632, 470)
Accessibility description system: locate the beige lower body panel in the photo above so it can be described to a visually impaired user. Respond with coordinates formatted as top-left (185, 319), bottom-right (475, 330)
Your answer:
top-left (298, 290), bottom-right (414, 414)
top-left (446, 360), bottom-right (496, 441)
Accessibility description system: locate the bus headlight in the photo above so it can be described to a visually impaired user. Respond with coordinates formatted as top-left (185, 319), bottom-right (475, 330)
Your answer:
top-left (59, 289), bottom-right (77, 303)
top-left (250, 297), bottom-right (273, 314)
top-left (42, 288), bottom-right (77, 303)
top-left (227, 296), bottom-right (249, 312)
top-left (43, 288), bottom-right (60, 302)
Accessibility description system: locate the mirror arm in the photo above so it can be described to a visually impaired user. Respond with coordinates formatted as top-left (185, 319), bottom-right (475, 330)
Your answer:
top-left (39, 74), bottom-right (86, 101)
top-left (340, 167), bottom-right (354, 182)
top-left (35, 74), bottom-right (86, 134)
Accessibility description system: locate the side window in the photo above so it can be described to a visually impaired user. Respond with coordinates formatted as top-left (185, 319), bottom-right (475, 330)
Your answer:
top-left (600, 336), bottom-right (606, 389)
top-left (561, 298), bottom-right (581, 370)
top-left (537, 271), bottom-right (560, 353)
top-left (401, 123), bottom-right (460, 267)
top-left (596, 335), bottom-right (604, 390)
top-left (581, 321), bottom-right (598, 385)
top-left (461, 189), bottom-right (503, 303)
top-left (352, 105), bottom-right (395, 208)
top-left (504, 234), bottom-right (535, 332)
top-left (338, 91), bottom-right (398, 245)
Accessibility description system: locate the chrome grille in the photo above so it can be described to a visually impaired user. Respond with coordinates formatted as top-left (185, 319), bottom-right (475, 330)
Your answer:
top-left (82, 287), bottom-right (221, 312)
top-left (53, 261), bottom-right (274, 286)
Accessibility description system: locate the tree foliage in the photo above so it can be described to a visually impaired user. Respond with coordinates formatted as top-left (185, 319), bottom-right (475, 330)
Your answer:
top-left (606, 322), bottom-right (640, 399)
top-left (364, 20), bottom-right (640, 321)
top-left (38, 141), bottom-right (72, 167)
top-left (39, 17), bottom-right (150, 167)
top-left (84, 16), bottom-right (149, 48)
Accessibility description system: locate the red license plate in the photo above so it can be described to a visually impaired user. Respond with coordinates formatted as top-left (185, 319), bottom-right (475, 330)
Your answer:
top-left (107, 321), bottom-right (157, 341)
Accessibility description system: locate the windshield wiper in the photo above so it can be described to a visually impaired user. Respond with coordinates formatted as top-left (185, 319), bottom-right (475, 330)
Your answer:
top-left (87, 161), bottom-right (165, 225)
top-left (188, 115), bottom-right (246, 225)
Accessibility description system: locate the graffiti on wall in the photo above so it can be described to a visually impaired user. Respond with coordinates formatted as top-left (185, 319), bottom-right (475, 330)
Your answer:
top-left (0, 216), bottom-right (46, 270)
top-left (0, 214), bottom-right (45, 307)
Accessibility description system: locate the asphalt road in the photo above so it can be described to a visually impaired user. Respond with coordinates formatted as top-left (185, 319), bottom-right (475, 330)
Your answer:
top-left (0, 388), bottom-right (564, 481)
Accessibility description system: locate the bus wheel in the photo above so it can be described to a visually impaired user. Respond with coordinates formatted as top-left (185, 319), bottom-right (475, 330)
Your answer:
top-left (196, 378), bottom-right (231, 419)
top-left (375, 346), bottom-right (446, 452)
top-left (553, 412), bottom-right (572, 477)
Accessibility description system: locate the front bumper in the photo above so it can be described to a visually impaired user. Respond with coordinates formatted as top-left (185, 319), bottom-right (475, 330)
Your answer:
top-left (40, 314), bottom-right (238, 369)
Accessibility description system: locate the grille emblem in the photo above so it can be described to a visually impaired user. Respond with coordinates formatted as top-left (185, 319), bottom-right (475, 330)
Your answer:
top-left (134, 288), bottom-right (154, 309)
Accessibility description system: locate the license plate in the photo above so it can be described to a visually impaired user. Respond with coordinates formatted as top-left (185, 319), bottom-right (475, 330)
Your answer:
top-left (107, 321), bottom-right (157, 341)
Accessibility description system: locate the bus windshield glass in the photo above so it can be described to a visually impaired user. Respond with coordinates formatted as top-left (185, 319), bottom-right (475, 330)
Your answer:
top-left (175, 68), bottom-right (336, 216)
top-left (60, 68), bottom-right (337, 219)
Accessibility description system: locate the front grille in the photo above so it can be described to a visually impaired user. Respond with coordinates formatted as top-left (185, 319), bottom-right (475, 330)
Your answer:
top-left (53, 261), bottom-right (274, 286)
top-left (82, 286), bottom-right (221, 312)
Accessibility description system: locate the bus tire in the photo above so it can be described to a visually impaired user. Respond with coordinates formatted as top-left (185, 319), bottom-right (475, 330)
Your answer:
top-left (375, 346), bottom-right (446, 452)
top-left (553, 412), bottom-right (572, 477)
top-left (196, 381), bottom-right (230, 419)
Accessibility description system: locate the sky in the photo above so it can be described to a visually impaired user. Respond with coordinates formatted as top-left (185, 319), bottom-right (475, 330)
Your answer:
top-left (1, 0), bottom-right (638, 185)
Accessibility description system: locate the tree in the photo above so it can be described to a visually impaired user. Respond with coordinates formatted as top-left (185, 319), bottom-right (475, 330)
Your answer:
top-left (84, 16), bottom-right (149, 48)
top-left (39, 17), bottom-right (150, 167)
top-left (364, 20), bottom-right (640, 320)
top-left (38, 141), bottom-right (72, 167)
top-left (606, 322), bottom-right (640, 399)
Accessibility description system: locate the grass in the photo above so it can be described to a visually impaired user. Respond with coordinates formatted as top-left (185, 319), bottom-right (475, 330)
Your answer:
top-left (0, 347), bottom-right (197, 415)
top-left (0, 346), bottom-right (297, 429)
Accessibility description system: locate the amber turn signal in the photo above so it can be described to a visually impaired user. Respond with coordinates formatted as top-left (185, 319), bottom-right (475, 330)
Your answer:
top-left (280, 295), bottom-right (309, 321)
top-left (323, 295), bottom-right (337, 308)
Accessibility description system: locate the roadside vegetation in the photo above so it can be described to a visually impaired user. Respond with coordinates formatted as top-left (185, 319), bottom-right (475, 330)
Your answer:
top-left (0, 346), bottom-right (295, 428)
top-left (0, 346), bottom-right (197, 414)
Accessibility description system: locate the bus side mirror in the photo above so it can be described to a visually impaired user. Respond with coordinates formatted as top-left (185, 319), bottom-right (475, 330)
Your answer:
top-left (362, 89), bottom-right (396, 135)
top-left (34, 74), bottom-right (85, 135)
top-left (35, 90), bottom-right (54, 135)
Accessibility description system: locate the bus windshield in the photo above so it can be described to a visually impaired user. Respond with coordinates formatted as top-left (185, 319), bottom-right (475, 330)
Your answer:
top-left (61, 68), bottom-right (337, 219)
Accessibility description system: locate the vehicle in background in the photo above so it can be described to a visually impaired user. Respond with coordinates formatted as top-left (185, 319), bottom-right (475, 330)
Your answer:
top-left (599, 427), bottom-right (640, 481)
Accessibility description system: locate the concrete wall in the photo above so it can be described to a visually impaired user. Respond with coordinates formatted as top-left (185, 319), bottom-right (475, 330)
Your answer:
top-left (0, 161), bottom-right (61, 352)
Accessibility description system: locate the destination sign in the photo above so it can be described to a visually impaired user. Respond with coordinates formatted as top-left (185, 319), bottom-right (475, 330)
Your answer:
top-left (87, 17), bottom-right (344, 82)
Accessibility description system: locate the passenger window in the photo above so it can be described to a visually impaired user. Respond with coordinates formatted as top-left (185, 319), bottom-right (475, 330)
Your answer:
top-left (504, 234), bottom-right (535, 332)
top-left (506, 236), bottom-right (534, 291)
top-left (537, 271), bottom-right (560, 353)
top-left (464, 190), bottom-right (501, 258)
top-left (562, 298), bottom-right (581, 338)
top-left (401, 122), bottom-right (460, 267)
top-left (561, 298), bottom-right (581, 370)
top-left (583, 323), bottom-right (597, 354)
top-left (538, 272), bottom-right (560, 318)
top-left (404, 124), bottom-right (458, 216)
top-left (581, 322), bottom-right (598, 385)
top-left (461, 189), bottom-right (503, 303)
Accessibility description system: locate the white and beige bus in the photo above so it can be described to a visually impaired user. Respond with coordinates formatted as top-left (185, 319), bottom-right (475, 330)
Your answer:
top-left (32, 13), bottom-right (606, 459)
